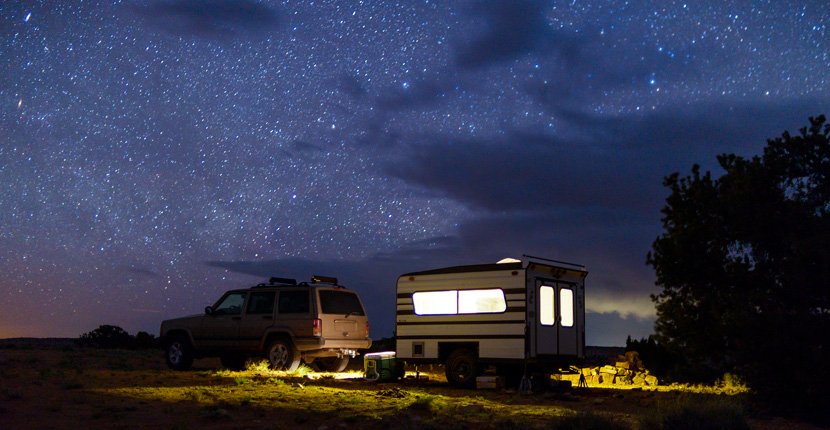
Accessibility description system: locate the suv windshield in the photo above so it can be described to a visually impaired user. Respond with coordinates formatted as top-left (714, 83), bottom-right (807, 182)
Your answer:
top-left (319, 290), bottom-right (365, 316)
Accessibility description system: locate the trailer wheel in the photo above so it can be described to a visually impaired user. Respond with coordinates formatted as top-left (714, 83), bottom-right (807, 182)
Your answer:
top-left (445, 348), bottom-right (478, 388)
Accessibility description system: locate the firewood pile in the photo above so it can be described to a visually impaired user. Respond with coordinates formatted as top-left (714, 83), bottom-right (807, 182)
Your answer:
top-left (558, 351), bottom-right (659, 387)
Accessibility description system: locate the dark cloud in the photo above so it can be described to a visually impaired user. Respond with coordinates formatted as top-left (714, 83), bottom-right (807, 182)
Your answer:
top-left (376, 80), bottom-right (447, 111)
top-left (387, 100), bottom-right (829, 214)
top-left (587, 312), bottom-right (656, 347)
top-left (136, 0), bottom-right (282, 38)
top-left (339, 74), bottom-right (368, 100)
top-left (386, 131), bottom-right (662, 213)
top-left (454, 0), bottom-right (578, 69)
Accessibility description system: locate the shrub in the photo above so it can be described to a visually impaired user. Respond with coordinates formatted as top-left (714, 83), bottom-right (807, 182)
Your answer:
top-left (551, 412), bottom-right (630, 430)
top-left (77, 325), bottom-right (158, 349)
top-left (245, 359), bottom-right (272, 373)
top-left (640, 395), bottom-right (749, 430)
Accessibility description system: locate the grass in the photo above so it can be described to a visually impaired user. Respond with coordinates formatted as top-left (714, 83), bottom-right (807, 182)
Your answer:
top-left (551, 412), bottom-right (631, 430)
top-left (406, 393), bottom-right (440, 412)
top-left (640, 394), bottom-right (750, 430)
top-left (0, 347), bottom-right (782, 430)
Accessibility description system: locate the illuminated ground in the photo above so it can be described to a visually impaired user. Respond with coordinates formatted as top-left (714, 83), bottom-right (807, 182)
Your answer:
top-left (0, 347), bottom-right (818, 429)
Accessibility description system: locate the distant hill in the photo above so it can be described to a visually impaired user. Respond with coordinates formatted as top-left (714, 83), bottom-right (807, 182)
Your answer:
top-left (0, 338), bottom-right (76, 348)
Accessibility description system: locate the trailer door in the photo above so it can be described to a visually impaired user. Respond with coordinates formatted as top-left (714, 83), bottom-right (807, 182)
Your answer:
top-left (535, 281), bottom-right (578, 356)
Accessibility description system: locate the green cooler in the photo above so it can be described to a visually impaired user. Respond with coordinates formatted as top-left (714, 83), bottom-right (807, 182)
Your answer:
top-left (364, 351), bottom-right (397, 381)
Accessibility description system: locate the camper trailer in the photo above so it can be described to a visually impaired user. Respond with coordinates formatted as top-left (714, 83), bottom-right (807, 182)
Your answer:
top-left (395, 256), bottom-right (586, 388)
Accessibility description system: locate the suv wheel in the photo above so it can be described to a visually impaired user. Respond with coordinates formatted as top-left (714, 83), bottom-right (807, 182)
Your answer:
top-left (267, 338), bottom-right (300, 371)
top-left (312, 356), bottom-right (349, 372)
top-left (445, 348), bottom-right (478, 388)
top-left (165, 335), bottom-right (194, 370)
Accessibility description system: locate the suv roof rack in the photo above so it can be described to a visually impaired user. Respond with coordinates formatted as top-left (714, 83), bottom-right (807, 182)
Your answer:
top-left (311, 275), bottom-right (338, 285)
top-left (252, 276), bottom-right (345, 289)
top-left (253, 277), bottom-right (298, 288)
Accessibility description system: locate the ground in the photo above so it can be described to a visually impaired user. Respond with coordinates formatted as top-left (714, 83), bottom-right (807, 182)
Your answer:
top-left (0, 346), bottom-right (822, 430)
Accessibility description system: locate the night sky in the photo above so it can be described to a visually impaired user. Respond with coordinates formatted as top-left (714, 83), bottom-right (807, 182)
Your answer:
top-left (2, 0), bottom-right (827, 346)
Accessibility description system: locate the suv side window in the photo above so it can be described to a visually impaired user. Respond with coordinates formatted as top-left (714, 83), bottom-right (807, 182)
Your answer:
top-left (278, 290), bottom-right (310, 314)
top-left (213, 292), bottom-right (247, 315)
top-left (246, 291), bottom-right (276, 314)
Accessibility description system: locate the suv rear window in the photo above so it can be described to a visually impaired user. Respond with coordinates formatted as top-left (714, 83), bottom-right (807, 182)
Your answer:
top-left (319, 290), bottom-right (365, 316)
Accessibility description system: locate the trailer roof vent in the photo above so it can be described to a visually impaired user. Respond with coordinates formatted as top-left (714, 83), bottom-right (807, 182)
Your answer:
top-left (497, 258), bottom-right (521, 264)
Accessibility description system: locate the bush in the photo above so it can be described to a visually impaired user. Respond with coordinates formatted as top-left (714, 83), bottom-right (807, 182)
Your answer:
top-left (551, 412), bottom-right (630, 430)
top-left (77, 325), bottom-right (158, 349)
top-left (640, 395), bottom-right (750, 430)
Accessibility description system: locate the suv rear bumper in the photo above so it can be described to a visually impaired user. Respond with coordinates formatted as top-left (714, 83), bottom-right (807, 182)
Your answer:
top-left (294, 337), bottom-right (372, 351)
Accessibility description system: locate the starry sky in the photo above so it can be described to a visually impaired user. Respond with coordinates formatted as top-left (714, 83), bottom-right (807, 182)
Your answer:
top-left (1, 0), bottom-right (827, 346)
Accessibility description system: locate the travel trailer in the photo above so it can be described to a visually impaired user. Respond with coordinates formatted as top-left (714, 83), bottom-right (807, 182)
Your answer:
top-left (394, 256), bottom-right (586, 388)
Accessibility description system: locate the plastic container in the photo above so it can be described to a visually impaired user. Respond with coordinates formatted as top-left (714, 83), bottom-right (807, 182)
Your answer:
top-left (364, 351), bottom-right (397, 381)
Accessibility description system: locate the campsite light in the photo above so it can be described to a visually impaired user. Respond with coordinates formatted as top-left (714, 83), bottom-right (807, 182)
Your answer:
top-left (312, 318), bottom-right (322, 337)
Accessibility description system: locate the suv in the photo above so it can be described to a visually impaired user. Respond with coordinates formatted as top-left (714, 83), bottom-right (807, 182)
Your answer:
top-left (159, 276), bottom-right (372, 372)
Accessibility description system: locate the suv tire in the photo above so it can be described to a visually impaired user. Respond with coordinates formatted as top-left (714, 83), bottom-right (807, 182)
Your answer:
top-left (267, 338), bottom-right (300, 371)
top-left (165, 334), bottom-right (194, 370)
top-left (445, 348), bottom-right (478, 389)
top-left (312, 356), bottom-right (349, 372)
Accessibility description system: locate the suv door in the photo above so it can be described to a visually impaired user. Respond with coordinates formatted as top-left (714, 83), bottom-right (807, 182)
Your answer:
top-left (316, 289), bottom-right (367, 341)
top-left (193, 291), bottom-right (247, 350)
top-left (238, 290), bottom-right (276, 351)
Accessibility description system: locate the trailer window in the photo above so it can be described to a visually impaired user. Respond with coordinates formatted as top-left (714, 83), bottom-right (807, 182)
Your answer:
top-left (412, 289), bottom-right (506, 315)
top-left (412, 290), bottom-right (457, 315)
top-left (540, 286), bottom-right (554, 326)
top-left (560, 288), bottom-right (574, 327)
top-left (459, 289), bottom-right (507, 313)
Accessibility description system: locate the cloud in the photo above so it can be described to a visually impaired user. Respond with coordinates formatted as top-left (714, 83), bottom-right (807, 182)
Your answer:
top-left (454, 0), bottom-right (578, 69)
top-left (386, 99), bottom-right (830, 214)
top-left (136, 0), bottom-right (282, 38)
top-left (386, 130), bottom-right (663, 214)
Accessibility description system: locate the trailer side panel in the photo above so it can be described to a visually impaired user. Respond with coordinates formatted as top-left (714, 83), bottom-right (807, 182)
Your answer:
top-left (396, 269), bottom-right (526, 360)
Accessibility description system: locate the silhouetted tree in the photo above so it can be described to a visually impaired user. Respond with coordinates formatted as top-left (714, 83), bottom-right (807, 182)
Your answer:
top-left (78, 325), bottom-right (134, 349)
top-left (625, 335), bottom-right (679, 381)
top-left (647, 115), bottom-right (830, 422)
top-left (133, 331), bottom-right (159, 349)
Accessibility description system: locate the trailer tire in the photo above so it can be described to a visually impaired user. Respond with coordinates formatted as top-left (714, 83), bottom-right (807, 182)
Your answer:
top-left (445, 348), bottom-right (478, 389)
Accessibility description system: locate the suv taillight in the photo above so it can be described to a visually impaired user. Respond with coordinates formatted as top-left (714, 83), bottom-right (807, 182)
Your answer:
top-left (365, 321), bottom-right (370, 338)
top-left (313, 318), bottom-right (322, 337)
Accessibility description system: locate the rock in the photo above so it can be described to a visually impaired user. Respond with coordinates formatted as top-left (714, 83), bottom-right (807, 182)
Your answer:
top-left (632, 374), bottom-right (646, 385)
top-left (616, 361), bottom-right (630, 369)
top-left (600, 365), bottom-right (617, 375)
top-left (459, 404), bottom-right (487, 414)
top-left (645, 375), bottom-right (659, 386)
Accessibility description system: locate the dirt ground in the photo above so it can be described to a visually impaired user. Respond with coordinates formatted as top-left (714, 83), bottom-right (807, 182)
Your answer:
top-left (0, 346), bottom-right (823, 430)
